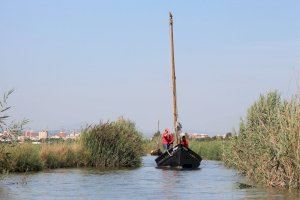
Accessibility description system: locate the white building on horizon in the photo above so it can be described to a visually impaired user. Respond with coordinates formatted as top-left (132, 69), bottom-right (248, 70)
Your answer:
top-left (188, 133), bottom-right (210, 139)
top-left (38, 131), bottom-right (48, 140)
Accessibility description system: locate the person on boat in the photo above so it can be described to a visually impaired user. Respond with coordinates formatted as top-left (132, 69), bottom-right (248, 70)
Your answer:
top-left (162, 128), bottom-right (170, 150)
top-left (180, 134), bottom-right (189, 148)
top-left (168, 133), bottom-right (174, 149)
top-left (162, 128), bottom-right (172, 151)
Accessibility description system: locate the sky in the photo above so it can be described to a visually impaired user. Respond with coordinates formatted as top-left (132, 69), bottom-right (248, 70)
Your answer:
top-left (1, 1), bottom-right (300, 136)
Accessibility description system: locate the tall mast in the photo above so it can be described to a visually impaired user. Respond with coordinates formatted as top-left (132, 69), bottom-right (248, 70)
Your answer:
top-left (169, 12), bottom-right (179, 144)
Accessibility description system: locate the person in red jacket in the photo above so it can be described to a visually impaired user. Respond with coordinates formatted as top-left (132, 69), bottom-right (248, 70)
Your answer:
top-left (162, 128), bottom-right (170, 151)
top-left (168, 133), bottom-right (174, 149)
top-left (181, 135), bottom-right (189, 148)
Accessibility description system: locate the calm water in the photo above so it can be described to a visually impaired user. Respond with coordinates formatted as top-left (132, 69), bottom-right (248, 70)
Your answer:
top-left (0, 156), bottom-right (299, 200)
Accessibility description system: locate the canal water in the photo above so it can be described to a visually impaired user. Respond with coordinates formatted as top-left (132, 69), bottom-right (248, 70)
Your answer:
top-left (0, 156), bottom-right (299, 200)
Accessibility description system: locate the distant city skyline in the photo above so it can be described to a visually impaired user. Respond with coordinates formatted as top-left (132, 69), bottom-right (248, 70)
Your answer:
top-left (1, 1), bottom-right (300, 136)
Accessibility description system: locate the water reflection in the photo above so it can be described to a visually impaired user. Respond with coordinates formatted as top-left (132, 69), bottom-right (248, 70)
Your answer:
top-left (0, 156), bottom-right (299, 200)
top-left (159, 169), bottom-right (179, 199)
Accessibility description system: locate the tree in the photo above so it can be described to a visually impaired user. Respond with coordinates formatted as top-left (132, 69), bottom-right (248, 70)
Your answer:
top-left (0, 90), bottom-right (28, 141)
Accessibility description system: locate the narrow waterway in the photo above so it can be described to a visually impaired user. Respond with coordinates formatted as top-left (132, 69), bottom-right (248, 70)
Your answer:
top-left (0, 156), bottom-right (299, 200)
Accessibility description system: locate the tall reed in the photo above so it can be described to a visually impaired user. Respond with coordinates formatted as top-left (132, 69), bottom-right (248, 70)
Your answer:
top-left (1, 119), bottom-right (143, 173)
top-left (80, 119), bottom-right (143, 168)
top-left (189, 140), bottom-right (226, 161)
top-left (40, 142), bottom-right (88, 169)
top-left (143, 134), bottom-right (161, 154)
top-left (224, 91), bottom-right (300, 189)
top-left (0, 143), bottom-right (42, 172)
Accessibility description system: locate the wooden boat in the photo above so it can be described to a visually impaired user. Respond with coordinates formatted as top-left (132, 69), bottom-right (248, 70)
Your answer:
top-left (155, 12), bottom-right (202, 169)
top-left (155, 144), bottom-right (202, 168)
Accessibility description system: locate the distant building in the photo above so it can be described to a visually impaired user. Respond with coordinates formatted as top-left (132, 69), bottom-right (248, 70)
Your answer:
top-left (24, 130), bottom-right (38, 140)
top-left (18, 135), bottom-right (25, 141)
top-left (212, 132), bottom-right (233, 140)
top-left (24, 130), bottom-right (32, 138)
top-left (50, 135), bottom-right (60, 139)
top-left (0, 131), bottom-right (15, 142)
top-left (56, 131), bottom-right (66, 138)
top-left (188, 133), bottom-right (210, 140)
top-left (38, 131), bottom-right (48, 140)
top-left (66, 132), bottom-right (81, 140)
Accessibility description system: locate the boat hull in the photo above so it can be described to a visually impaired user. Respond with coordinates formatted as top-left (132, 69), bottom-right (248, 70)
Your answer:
top-left (155, 144), bottom-right (202, 168)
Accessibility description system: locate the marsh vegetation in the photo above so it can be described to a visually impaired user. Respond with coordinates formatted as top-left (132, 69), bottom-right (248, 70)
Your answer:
top-left (224, 92), bottom-right (300, 189)
top-left (2, 90), bottom-right (300, 190)
top-left (0, 120), bottom-right (143, 173)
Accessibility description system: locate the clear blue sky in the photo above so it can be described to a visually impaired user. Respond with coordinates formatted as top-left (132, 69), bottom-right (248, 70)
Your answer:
top-left (1, 1), bottom-right (300, 136)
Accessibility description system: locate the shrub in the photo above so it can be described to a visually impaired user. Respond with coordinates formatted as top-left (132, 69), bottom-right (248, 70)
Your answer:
top-left (80, 119), bottom-right (143, 168)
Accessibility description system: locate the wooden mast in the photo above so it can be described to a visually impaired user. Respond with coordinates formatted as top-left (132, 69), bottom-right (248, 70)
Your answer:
top-left (169, 12), bottom-right (179, 144)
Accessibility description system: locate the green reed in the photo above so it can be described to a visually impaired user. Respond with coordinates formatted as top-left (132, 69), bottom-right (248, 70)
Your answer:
top-left (189, 139), bottom-right (227, 161)
top-left (80, 119), bottom-right (143, 168)
top-left (224, 91), bottom-right (300, 189)
top-left (0, 119), bottom-right (143, 173)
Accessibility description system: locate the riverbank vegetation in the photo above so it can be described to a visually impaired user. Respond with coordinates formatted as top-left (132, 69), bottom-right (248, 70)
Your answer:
top-left (0, 142), bottom-right (90, 173)
top-left (189, 140), bottom-right (227, 161)
top-left (224, 91), bottom-right (300, 189)
top-left (143, 131), bottom-right (162, 154)
top-left (0, 120), bottom-right (143, 173)
top-left (3, 89), bottom-right (300, 190)
top-left (143, 91), bottom-right (300, 189)
top-left (81, 120), bottom-right (143, 168)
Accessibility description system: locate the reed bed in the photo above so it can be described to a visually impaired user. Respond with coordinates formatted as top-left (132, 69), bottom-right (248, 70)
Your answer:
top-left (189, 140), bottom-right (226, 161)
top-left (224, 92), bottom-right (300, 189)
top-left (0, 143), bottom-right (84, 173)
top-left (40, 143), bottom-right (88, 169)
top-left (143, 135), bottom-right (161, 154)
top-left (0, 143), bottom-right (42, 173)
top-left (81, 120), bottom-right (143, 168)
top-left (0, 119), bottom-right (143, 173)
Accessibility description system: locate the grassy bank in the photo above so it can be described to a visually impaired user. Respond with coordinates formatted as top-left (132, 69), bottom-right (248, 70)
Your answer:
top-left (0, 142), bottom-right (86, 173)
top-left (224, 92), bottom-right (300, 189)
top-left (0, 119), bottom-right (143, 173)
top-left (189, 140), bottom-right (227, 161)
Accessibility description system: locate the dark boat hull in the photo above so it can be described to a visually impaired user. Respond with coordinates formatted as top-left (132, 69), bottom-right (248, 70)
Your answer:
top-left (155, 144), bottom-right (202, 168)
